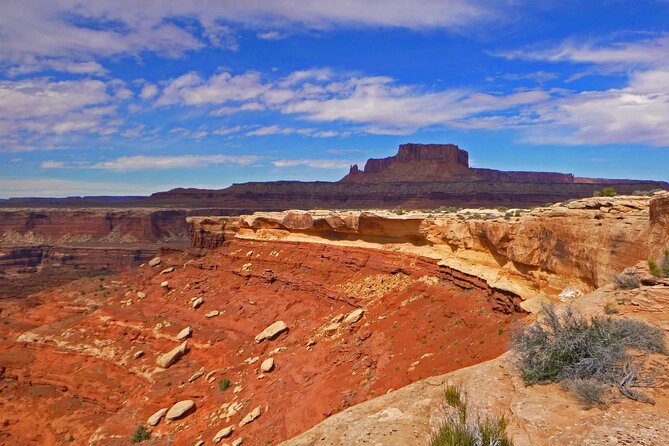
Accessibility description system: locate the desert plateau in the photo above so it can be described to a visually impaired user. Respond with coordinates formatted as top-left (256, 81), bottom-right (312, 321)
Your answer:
top-left (2, 2), bottom-right (669, 445)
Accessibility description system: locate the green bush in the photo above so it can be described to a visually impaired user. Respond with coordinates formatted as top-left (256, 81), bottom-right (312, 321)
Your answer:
top-left (594, 187), bottom-right (617, 197)
top-left (219, 378), bottom-right (231, 392)
top-left (512, 305), bottom-right (665, 406)
top-left (131, 425), bottom-right (151, 443)
top-left (649, 251), bottom-right (669, 278)
top-left (430, 385), bottom-right (513, 446)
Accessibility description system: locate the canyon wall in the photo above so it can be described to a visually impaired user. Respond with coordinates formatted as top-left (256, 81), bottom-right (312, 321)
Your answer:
top-left (189, 192), bottom-right (669, 304)
top-left (0, 208), bottom-right (192, 298)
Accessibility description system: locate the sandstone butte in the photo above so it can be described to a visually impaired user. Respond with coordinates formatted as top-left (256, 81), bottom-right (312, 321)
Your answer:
top-left (0, 190), bottom-right (667, 445)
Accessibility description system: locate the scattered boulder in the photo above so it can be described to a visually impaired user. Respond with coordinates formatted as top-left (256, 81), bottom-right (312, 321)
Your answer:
top-left (176, 326), bottom-right (192, 341)
top-left (189, 371), bottom-right (204, 383)
top-left (160, 266), bottom-right (175, 275)
top-left (260, 357), bottom-right (274, 373)
top-left (166, 399), bottom-right (195, 420)
top-left (160, 280), bottom-right (169, 289)
top-left (156, 341), bottom-right (188, 368)
top-left (206, 310), bottom-right (220, 318)
top-left (242, 263), bottom-right (252, 272)
top-left (344, 308), bottom-right (364, 325)
top-left (255, 321), bottom-right (288, 343)
top-left (136, 291), bottom-right (146, 299)
top-left (192, 297), bottom-right (204, 309)
top-left (149, 257), bottom-right (162, 267)
top-left (232, 438), bottom-right (243, 446)
top-left (324, 323), bottom-right (340, 335)
top-left (147, 408), bottom-right (168, 426)
top-left (213, 425), bottom-right (234, 442)
top-left (227, 401), bottom-right (243, 418)
top-left (194, 441), bottom-right (204, 446)
top-left (238, 406), bottom-right (261, 427)
top-left (133, 350), bottom-right (144, 359)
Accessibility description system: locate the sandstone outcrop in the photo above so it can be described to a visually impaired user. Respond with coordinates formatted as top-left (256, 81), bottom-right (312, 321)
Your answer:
top-left (189, 192), bottom-right (669, 304)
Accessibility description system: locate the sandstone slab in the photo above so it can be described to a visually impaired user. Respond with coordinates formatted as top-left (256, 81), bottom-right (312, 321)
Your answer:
top-left (165, 399), bottom-right (195, 420)
top-left (147, 408), bottom-right (167, 426)
top-left (255, 321), bottom-right (288, 343)
top-left (156, 341), bottom-right (187, 369)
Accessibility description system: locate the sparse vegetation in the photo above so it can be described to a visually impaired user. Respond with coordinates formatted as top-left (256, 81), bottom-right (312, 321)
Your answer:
top-left (512, 305), bottom-right (665, 407)
top-left (593, 187), bottom-right (617, 197)
top-left (131, 425), bottom-right (151, 443)
top-left (430, 385), bottom-right (514, 446)
top-left (603, 303), bottom-right (619, 314)
top-left (393, 208), bottom-right (408, 215)
top-left (649, 249), bottom-right (669, 278)
top-left (612, 271), bottom-right (640, 290)
top-left (218, 377), bottom-right (231, 392)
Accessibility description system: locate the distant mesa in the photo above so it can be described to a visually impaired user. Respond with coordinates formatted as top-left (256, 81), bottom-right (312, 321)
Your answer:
top-left (341, 143), bottom-right (620, 185)
top-left (2, 143), bottom-right (668, 210)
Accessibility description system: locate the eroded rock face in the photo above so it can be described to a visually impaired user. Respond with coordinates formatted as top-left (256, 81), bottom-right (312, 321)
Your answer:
top-left (190, 193), bottom-right (669, 299)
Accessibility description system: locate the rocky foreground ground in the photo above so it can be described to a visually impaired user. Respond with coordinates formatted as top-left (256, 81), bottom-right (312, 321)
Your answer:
top-left (1, 192), bottom-right (668, 445)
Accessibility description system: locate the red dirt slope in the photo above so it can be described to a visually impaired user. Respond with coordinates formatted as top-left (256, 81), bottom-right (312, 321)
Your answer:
top-left (0, 240), bottom-right (523, 445)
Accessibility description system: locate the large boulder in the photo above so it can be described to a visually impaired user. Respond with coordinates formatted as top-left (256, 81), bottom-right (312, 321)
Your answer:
top-left (255, 321), bottom-right (288, 343)
top-left (156, 342), bottom-right (188, 368)
top-left (166, 399), bottom-right (195, 420)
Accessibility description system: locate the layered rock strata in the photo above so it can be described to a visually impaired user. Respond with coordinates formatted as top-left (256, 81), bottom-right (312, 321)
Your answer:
top-left (189, 192), bottom-right (669, 305)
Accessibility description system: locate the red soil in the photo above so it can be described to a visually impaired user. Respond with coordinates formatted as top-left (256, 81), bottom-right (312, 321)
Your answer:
top-left (0, 240), bottom-right (523, 445)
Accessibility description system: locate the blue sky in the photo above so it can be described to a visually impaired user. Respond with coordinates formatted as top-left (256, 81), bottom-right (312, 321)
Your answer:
top-left (1, 0), bottom-right (669, 197)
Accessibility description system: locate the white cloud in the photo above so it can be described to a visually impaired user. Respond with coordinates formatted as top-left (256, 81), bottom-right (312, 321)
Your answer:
top-left (499, 33), bottom-right (669, 69)
top-left (156, 72), bottom-right (267, 106)
top-left (90, 154), bottom-right (261, 171)
top-left (1, 1), bottom-right (496, 74)
top-left (140, 84), bottom-right (159, 100)
top-left (7, 59), bottom-right (107, 76)
top-left (211, 102), bottom-right (266, 116)
top-left (153, 67), bottom-right (548, 134)
top-left (39, 161), bottom-right (67, 168)
top-left (0, 178), bottom-right (169, 198)
top-left (212, 125), bottom-right (246, 136)
top-left (246, 125), bottom-right (340, 137)
top-left (524, 69), bottom-right (669, 147)
top-left (257, 31), bottom-right (287, 41)
top-left (272, 159), bottom-right (353, 169)
top-left (0, 77), bottom-right (123, 141)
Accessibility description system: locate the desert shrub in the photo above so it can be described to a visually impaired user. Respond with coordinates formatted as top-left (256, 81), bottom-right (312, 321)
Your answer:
top-left (393, 208), bottom-right (408, 215)
top-left (648, 251), bottom-right (669, 278)
top-left (661, 249), bottom-right (669, 277)
top-left (612, 271), bottom-right (640, 290)
top-left (603, 303), bottom-right (619, 315)
top-left (131, 425), bottom-right (151, 443)
top-left (512, 305), bottom-right (665, 406)
top-left (218, 377), bottom-right (231, 392)
top-left (594, 187), bottom-right (617, 197)
top-left (430, 385), bottom-right (514, 446)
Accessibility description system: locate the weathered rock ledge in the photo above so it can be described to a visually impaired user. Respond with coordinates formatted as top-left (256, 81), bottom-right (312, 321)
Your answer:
top-left (189, 192), bottom-right (669, 308)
